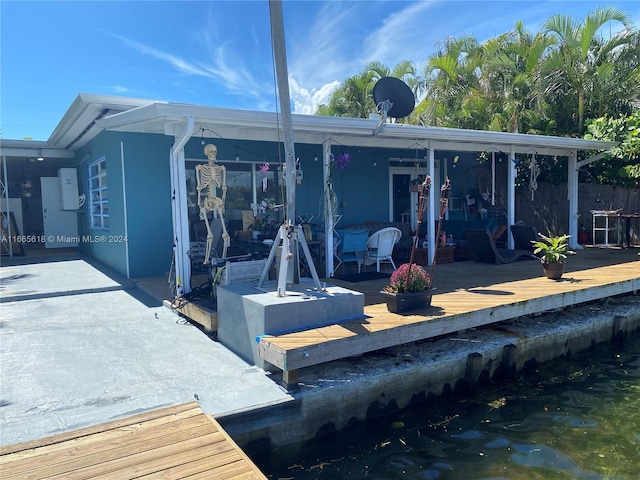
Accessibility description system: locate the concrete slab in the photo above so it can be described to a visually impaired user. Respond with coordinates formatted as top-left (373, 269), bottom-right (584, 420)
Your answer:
top-left (0, 258), bottom-right (291, 447)
top-left (217, 281), bottom-right (364, 367)
top-left (0, 255), bottom-right (133, 302)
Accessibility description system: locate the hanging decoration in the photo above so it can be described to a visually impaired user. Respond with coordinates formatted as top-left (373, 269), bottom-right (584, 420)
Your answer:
top-left (529, 152), bottom-right (540, 201)
top-left (259, 162), bottom-right (270, 192)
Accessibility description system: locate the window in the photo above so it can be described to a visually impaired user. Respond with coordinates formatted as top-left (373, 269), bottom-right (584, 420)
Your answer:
top-left (88, 158), bottom-right (108, 230)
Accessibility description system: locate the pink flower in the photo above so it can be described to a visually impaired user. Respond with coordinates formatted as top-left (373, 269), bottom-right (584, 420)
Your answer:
top-left (385, 263), bottom-right (431, 293)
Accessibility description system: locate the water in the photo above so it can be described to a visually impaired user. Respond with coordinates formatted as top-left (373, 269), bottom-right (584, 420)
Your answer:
top-left (254, 333), bottom-right (640, 479)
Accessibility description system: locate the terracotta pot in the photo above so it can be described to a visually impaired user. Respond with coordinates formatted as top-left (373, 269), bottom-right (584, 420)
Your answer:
top-left (542, 261), bottom-right (565, 280)
top-left (381, 289), bottom-right (433, 313)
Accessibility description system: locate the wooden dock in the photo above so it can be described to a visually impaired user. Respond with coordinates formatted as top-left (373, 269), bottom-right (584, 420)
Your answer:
top-left (259, 249), bottom-right (640, 384)
top-left (0, 402), bottom-right (266, 480)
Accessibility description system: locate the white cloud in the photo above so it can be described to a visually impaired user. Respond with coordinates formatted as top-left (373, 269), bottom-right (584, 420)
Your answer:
top-left (111, 34), bottom-right (212, 78)
top-left (289, 76), bottom-right (341, 115)
top-left (111, 30), bottom-right (273, 107)
top-left (110, 85), bottom-right (130, 94)
top-left (361, 2), bottom-right (435, 67)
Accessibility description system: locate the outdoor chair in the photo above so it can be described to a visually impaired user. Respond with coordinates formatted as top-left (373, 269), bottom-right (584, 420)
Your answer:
top-left (190, 216), bottom-right (251, 274)
top-left (337, 229), bottom-right (369, 274)
top-left (364, 226), bottom-right (402, 272)
top-left (510, 224), bottom-right (539, 253)
top-left (464, 227), bottom-right (538, 264)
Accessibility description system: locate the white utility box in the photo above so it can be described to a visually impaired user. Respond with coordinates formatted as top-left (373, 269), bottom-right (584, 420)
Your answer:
top-left (58, 168), bottom-right (79, 210)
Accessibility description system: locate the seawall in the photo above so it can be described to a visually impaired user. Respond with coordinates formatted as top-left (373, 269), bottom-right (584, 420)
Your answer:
top-left (217, 294), bottom-right (640, 454)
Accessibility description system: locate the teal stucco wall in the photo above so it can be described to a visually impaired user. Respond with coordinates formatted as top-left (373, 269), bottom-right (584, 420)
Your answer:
top-left (76, 131), bottom-right (174, 278)
top-left (73, 130), bottom-right (484, 279)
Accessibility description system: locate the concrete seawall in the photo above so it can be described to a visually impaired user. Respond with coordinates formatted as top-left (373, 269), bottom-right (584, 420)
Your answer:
top-left (218, 294), bottom-right (640, 453)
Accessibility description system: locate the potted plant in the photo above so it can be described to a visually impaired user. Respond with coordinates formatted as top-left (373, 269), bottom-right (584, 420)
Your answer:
top-left (248, 214), bottom-right (270, 239)
top-left (409, 175), bottom-right (427, 192)
top-left (531, 232), bottom-right (575, 280)
top-left (381, 263), bottom-right (432, 313)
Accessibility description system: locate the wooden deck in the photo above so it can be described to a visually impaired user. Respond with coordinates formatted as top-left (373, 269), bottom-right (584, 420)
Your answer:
top-left (259, 248), bottom-right (640, 384)
top-left (0, 402), bottom-right (266, 480)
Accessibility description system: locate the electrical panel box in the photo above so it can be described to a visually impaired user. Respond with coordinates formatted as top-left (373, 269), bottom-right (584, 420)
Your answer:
top-left (58, 168), bottom-right (79, 210)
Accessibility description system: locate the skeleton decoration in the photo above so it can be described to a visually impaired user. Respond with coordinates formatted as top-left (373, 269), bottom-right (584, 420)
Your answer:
top-left (195, 144), bottom-right (230, 263)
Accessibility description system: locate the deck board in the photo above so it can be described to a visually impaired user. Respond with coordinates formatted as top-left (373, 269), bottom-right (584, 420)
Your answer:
top-left (259, 258), bottom-right (640, 374)
top-left (0, 402), bottom-right (267, 480)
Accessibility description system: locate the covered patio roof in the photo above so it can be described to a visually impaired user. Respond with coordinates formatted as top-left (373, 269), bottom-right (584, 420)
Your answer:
top-left (95, 100), bottom-right (617, 157)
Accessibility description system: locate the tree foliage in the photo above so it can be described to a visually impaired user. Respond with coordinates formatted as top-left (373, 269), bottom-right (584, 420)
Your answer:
top-left (316, 61), bottom-right (418, 120)
top-left (584, 111), bottom-right (640, 187)
top-left (314, 6), bottom-right (639, 186)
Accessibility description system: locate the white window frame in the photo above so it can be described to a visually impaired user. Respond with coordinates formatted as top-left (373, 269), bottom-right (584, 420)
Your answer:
top-left (88, 157), bottom-right (108, 230)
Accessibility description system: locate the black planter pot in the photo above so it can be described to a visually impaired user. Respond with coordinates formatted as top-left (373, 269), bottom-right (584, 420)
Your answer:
top-left (542, 261), bottom-right (566, 280)
top-left (381, 289), bottom-right (433, 313)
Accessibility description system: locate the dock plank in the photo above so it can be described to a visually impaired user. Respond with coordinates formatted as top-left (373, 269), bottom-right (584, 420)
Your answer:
top-left (259, 260), bottom-right (640, 376)
top-left (0, 402), bottom-right (267, 480)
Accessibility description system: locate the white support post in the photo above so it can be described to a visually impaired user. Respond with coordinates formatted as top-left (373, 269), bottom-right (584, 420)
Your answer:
top-left (323, 139), bottom-right (334, 277)
top-left (491, 150), bottom-right (496, 206)
top-left (170, 116), bottom-right (195, 296)
top-left (427, 147), bottom-right (436, 266)
top-left (507, 146), bottom-right (516, 249)
top-left (567, 151), bottom-right (581, 249)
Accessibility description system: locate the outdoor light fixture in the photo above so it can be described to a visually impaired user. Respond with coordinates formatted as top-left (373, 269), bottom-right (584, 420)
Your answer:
top-left (235, 148), bottom-right (240, 162)
top-left (36, 150), bottom-right (44, 162)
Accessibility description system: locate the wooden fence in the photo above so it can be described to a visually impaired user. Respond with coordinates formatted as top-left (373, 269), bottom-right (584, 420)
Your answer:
top-left (515, 182), bottom-right (640, 243)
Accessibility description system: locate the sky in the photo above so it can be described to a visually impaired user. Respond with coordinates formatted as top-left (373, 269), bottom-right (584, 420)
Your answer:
top-left (1, 0), bottom-right (639, 141)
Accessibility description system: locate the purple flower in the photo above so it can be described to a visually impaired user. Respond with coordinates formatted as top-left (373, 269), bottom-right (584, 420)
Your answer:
top-left (333, 153), bottom-right (350, 170)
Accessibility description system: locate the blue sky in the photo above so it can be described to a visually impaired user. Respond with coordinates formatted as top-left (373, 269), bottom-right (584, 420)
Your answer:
top-left (1, 0), bottom-right (638, 141)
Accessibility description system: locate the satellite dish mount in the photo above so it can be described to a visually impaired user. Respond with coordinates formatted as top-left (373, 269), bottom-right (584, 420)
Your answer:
top-left (372, 77), bottom-right (415, 134)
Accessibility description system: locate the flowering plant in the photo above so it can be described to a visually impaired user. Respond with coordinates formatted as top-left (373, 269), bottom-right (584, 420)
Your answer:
top-left (331, 152), bottom-right (350, 170)
top-left (383, 263), bottom-right (431, 294)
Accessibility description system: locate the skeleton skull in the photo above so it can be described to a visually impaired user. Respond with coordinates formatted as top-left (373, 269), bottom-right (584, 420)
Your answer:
top-left (204, 143), bottom-right (218, 160)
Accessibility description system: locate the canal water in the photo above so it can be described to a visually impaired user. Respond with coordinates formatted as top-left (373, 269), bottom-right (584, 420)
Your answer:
top-left (254, 332), bottom-right (640, 479)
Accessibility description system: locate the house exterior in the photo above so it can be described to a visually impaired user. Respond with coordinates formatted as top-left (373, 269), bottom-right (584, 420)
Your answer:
top-left (1, 94), bottom-right (617, 296)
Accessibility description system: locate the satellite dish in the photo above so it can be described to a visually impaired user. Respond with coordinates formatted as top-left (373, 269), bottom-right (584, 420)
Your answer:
top-left (373, 77), bottom-right (415, 119)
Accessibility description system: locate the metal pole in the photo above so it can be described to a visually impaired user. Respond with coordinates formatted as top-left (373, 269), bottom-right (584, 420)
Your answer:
top-left (269, 0), bottom-right (296, 225)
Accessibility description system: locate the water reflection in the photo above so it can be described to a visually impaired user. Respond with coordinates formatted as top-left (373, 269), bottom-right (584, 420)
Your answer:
top-left (255, 333), bottom-right (640, 479)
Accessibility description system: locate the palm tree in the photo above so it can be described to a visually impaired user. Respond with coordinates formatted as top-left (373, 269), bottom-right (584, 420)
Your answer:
top-left (481, 21), bottom-right (555, 133)
top-left (316, 71), bottom-right (376, 118)
top-left (316, 61), bottom-right (418, 119)
top-left (417, 35), bottom-right (482, 127)
top-left (539, 7), bottom-right (636, 134)
top-left (366, 60), bottom-right (422, 99)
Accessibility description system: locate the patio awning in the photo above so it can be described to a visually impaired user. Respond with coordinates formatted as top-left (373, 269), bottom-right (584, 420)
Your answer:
top-left (94, 100), bottom-right (618, 156)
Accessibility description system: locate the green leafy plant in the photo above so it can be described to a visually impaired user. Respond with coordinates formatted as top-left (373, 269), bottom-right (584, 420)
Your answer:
top-left (248, 213), bottom-right (270, 231)
top-left (532, 232), bottom-right (575, 264)
top-left (383, 263), bottom-right (431, 293)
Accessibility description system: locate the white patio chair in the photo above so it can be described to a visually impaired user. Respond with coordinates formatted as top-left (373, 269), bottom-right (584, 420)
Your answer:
top-left (364, 226), bottom-right (401, 272)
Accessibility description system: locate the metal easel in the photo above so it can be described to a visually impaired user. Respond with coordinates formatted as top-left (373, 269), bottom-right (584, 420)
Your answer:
top-left (256, 222), bottom-right (323, 296)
